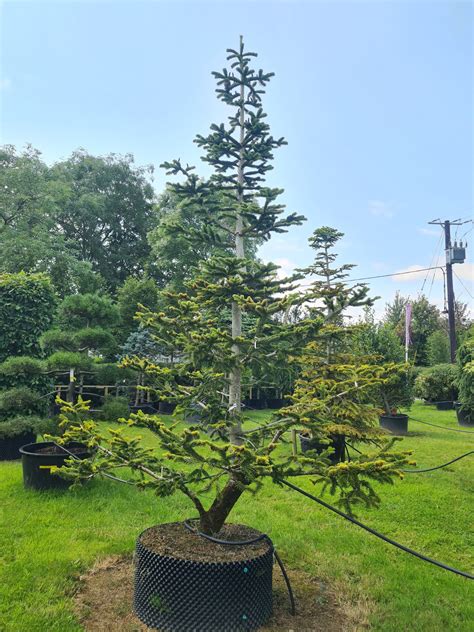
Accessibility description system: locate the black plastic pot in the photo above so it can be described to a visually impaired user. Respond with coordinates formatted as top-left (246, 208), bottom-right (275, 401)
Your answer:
top-left (158, 401), bottom-right (176, 415)
top-left (265, 398), bottom-right (288, 410)
top-left (435, 401), bottom-right (454, 411)
top-left (20, 441), bottom-right (92, 490)
top-left (242, 398), bottom-right (267, 410)
top-left (455, 402), bottom-right (474, 427)
top-left (299, 433), bottom-right (346, 463)
top-left (0, 431), bottom-right (36, 461)
top-left (379, 413), bottom-right (408, 435)
top-left (134, 524), bottom-right (273, 632)
top-left (130, 403), bottom-right (158, 415)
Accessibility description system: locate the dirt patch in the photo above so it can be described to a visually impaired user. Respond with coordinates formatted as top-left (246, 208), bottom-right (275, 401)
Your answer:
top-left (140, 522), bottom-right (271, 563)
top-left (74, 555), bottom-right (351, 632)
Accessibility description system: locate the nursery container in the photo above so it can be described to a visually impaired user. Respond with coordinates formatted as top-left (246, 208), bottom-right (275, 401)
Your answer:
top-left (299, 433), bottom-right (346, 463)
top-left (158, 401), bottom-right (176, 415)
top-left (379, 413), bottom-right (408, 435)
top-left (0, 431), bottom-right (36, 461)
top-left (20, 441), bottom-right (92, 490)
top-left (435, 401), bottom-right (454, 411)
top-left (455, 403), bottom-right (474, 427)
top-left (134, 523), bottom-right (273, 632)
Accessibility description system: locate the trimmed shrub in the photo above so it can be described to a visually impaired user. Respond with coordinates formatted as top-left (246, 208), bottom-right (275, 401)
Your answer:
top-left (0, 415), bottom-right (50, 440)
top-left (97, 396), bottom-right (130, 422)
top-left (0, 272), bottom-right (56, 361)
top-left (414, 363), bottom-right (459, 402)
top-left (0, 387), bottom-right (46, 418)
top-left (457, 334), bottom-right (474, 417)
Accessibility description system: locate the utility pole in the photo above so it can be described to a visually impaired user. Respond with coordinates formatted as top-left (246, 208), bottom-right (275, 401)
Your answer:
top-left (428, 219), bottom-right (468, 363)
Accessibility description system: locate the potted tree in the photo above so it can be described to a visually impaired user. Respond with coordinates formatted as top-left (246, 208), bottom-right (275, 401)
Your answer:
top-left (456, 331), bottom-right (474, 426)
top-left (413, 364), bottom-right (459, 409)
top-left (295, 226), bottom-right (377, 460)
top-left (378, 368), bottom-right (415, 435)
top-left (19, 293), bottom-right (119, 489)
top-left (52, 38), bottom-right (410, 632)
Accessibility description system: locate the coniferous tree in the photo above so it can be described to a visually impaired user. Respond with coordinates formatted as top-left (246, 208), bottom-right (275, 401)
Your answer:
top-left (55, 40), bottom-right (410, 535)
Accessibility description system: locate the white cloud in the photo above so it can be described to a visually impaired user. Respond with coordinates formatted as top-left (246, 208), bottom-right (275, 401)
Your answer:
top-left (0, 78), bottom-right (12, 91)
top-left (369, 200), bottom-right (394, 219)
top-left (393, 259), bottom-right (474, 284)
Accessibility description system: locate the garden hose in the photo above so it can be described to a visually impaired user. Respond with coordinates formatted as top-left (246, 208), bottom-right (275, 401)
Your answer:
top-left (402, 450), bottom-right (474, 473)
top-left (184, 520), bottom-right (296, 616)
top-left (409, 416), bottom-right (474, 434)
top-left (280, 479), bottom-right (474, 580)
top-left (345, 442), bottom-right (474, 473)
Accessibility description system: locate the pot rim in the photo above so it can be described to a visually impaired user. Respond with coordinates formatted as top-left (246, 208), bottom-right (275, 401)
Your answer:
top-left (19, 440), bottom-right (91, 457)
top-left (137, 522), bottom-right (273, 567)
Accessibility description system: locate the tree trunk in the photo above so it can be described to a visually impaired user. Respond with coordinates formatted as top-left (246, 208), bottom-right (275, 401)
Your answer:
top-left (229, 38), bottom-right (246, 447)
top-left (200, 476), bottom-right (246, 534)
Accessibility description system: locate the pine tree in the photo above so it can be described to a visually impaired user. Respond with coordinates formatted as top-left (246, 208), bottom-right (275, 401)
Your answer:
top-left (54, 40), bottom-right (410, 535)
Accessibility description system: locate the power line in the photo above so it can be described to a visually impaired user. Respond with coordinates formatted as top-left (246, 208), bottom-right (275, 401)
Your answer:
top-left (453, 270), bottom-right (474, 300)
top-left (346, 265), bottom-right (444, 284)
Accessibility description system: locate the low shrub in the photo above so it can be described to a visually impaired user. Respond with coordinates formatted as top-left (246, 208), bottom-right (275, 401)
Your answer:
top-left (414, 363), bottom-right (459, 402)
top-left (97, 396), bottom-right (130, 422)
top-left (0, 387), bottom-right (47, 418)
top-left (0, 415), bottom-right (50, 440)
top-left (457, 334), bottom-right (474, 417)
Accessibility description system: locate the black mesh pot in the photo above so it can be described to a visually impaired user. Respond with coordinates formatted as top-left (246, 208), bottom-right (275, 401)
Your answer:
top-left (379, 413), bottom-right (408, 435)
top-left (20, 441), bottom-right (92, 490)
top-left (455, 403), bottom-right (474, 426)
top-left (134, 525), bottom-right (273, 632)
top-left (0, 431), bottom-right (36, 461)
top-left (299, 433), bottom-right (346, 463)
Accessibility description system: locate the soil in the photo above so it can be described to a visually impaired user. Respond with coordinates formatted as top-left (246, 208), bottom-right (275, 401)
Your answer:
top-left (74, 555), bottom-right (350, 632)
top-left (140, 522), bottom-right (272, 563)
top-left (34, 445), bottom-right (89, 455)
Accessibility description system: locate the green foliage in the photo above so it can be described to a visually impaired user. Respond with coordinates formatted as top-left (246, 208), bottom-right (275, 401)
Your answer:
top-left (91, 363), bottom-right (134, 385)
top-left (414, 364), bottom-right (459, 402)
top-left (299, 227), bottom-right (374, 321)
top-left (457, 330), bottom-right (474, 416)
top-left (117, 276), bottom-right (159, 337)
top-left (0, 356), bottom-right (51, 393)
top-left (427, 330), bottom-right (450, 365)
top-left (0, 272), bottom-right (56, 361)
top-left (46, 351), bottom-right (93, 373)
top-left (40, 329), bottom-right (76, 353)
top-left (50, 150), bottom-right (156, 290)
top-left (51, 39), bottom-right (410, 535)
top-left (0, 415), bottom-right (48, 440)
top-left (57, 293), bottom-right (119, 329)
top-left (353, 311), bottom-right (413, 412)
top-left (0, 387), bottom-right (46, 418)
top-left (97, 396), bottom-right (130, 422)
top-left (384, 293), bottom-right (442, 366)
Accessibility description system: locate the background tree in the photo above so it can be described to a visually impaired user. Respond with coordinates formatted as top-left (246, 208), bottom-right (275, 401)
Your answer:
top-left (384, 293), bottom-right (442, 365)
top-left (49, 150), bottom-right (156, 290)
top-left (116, 276), bottom-right (159, 339)
top-left (299, 226), bottom-right (375, 323)
top-left (43, 293), bottom-right (120, 401)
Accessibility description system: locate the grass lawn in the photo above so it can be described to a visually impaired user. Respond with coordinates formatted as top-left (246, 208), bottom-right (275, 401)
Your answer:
top-left (0, 402), bottom-right (472, 631)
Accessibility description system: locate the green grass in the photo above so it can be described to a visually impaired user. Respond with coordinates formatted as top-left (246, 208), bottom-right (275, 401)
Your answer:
top-left (0, 402), bottom-right (473, 631)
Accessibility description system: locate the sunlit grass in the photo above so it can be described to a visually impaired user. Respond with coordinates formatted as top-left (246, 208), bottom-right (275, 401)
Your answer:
top-left (0, 402), bottom-right (472, 630)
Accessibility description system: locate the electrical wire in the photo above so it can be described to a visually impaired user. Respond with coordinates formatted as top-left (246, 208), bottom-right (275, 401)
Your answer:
top-left (280, 479), bottom-right (474, 580)
top-left (453, 270), bottom-right (474, 300)
top-left (402, 451), bottom-right (474, 473)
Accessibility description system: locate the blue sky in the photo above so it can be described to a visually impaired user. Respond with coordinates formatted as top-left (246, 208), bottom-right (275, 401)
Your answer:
top-left (1, 0), bottom-right (472, 315)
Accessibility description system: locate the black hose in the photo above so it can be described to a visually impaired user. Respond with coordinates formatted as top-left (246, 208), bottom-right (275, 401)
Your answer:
top-left (280, 479), bottom-right (473, 580)
top-left (409, 416), bottom-right (474, 434)
top-left (402, 451), bottom-right (474, 473)
top-left (184, 520), bottom-right (296, 615)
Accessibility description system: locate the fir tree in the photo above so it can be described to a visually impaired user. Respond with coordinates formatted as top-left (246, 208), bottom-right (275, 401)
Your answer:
top-left (54, 40), bottom-right (410, 535)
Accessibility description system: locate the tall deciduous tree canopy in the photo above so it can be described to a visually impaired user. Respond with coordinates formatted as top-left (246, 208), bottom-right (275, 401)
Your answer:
top-left (50, 150), bottom-right (156, 290)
